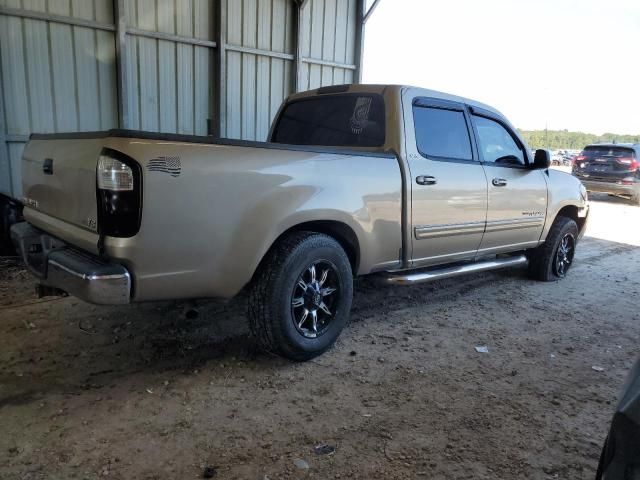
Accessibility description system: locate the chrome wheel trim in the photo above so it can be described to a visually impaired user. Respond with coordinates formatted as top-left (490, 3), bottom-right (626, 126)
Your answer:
top-left (554, 233), bottom-right (575, 278)
top-left (291, 260), bottom-right (340, 339)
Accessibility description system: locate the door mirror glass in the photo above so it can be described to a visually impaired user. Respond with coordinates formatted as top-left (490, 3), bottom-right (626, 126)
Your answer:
top-left (533, 149), bottom-right (551, 169)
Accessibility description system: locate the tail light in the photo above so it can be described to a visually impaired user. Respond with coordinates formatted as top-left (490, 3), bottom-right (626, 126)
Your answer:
top-left (616, 157), bottom-right (639, 169)
top-left (98, 156), bottom-right (134, 190)
top-left (573, 155), bottom-right (586, 170)
top-left (96, 148), bottom-right (142, 237)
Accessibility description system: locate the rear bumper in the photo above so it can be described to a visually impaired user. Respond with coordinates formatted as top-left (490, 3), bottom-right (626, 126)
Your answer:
top-left (580, 179), bottom-right (639, 197)
top-left (10, 222), bottom-right (131, 305)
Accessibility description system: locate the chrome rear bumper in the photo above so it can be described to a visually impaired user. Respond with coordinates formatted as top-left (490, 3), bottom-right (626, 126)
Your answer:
top-left (10, 222), bottom-right (131, 305)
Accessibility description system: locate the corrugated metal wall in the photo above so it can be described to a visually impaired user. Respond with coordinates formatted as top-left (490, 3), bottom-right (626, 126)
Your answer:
top-left (298, 0), bottom-right (357, 91)
top-left (123, 0), bottom-right (215, 135)
top-left (0, 0), bottom-right (364, 200)
top-left (0, 0), bottom-right (118, 199)
top-left (224, 0), bottom-right (295, 140)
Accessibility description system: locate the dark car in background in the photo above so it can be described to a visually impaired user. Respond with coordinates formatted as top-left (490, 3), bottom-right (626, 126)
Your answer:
top-left (573, 144), bottom-right (640, 205)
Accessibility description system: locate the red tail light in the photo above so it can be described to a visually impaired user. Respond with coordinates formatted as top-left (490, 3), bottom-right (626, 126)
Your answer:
top-left (616, 157), bottom-right (639, 169)
top-left (96, 148), bottom-right (143, 238)
top-left (573, 155), bottom-right (586, 170)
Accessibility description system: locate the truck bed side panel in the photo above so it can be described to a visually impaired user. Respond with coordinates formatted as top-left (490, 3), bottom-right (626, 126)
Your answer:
top-left (102, 137), bottom-right (403, 300)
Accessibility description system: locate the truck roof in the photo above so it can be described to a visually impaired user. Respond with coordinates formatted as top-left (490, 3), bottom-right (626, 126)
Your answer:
top-left (288, 84), bottom-right (506, 120)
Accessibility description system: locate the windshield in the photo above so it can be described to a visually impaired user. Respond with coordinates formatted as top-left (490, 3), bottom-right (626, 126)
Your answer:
top-left (272, 94), bottom-right (386, 147)
top-left (583, 146), bottom-right (635, 159)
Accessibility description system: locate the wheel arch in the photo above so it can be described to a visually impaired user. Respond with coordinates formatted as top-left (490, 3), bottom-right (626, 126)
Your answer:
top-left (555, 205), bottom-right (586, 235)
top-left (260, 220), bottom-right (360, 274)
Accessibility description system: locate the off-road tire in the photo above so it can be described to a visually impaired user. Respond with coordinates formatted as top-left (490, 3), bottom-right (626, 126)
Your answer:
top-left (247, 232), bottom-right (353, 361)
top-left (527, 216), bottom-right (578, 281)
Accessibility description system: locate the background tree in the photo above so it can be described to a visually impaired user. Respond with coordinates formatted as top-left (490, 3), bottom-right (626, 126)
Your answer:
top-left (518, 130), bottom-right (640, 150)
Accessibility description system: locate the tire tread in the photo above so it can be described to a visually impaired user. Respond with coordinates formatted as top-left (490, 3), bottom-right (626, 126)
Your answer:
top-left (527, 215), bottom-right (578, 281)
top-left (247, 231), bottom-right (350, 360)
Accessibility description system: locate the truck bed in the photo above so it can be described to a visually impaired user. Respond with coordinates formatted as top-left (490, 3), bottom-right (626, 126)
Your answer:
top-left (20, 129), bottom-right (404, 301)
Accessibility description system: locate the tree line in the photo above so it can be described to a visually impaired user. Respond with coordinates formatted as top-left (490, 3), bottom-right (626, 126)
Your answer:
top-left (518, 129), bottom-right (640, 150)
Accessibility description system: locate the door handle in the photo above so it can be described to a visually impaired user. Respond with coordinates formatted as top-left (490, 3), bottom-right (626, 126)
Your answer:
top-left (416, 175), bottom-right (437, 185)
top-left (43, 158), bottom-right (54, 175)
top-left (492, 178), bottom-right (507, 187)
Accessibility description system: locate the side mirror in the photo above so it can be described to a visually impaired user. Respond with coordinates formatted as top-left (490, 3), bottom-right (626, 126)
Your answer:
top-left (532, 149), bottom-right (551, 169)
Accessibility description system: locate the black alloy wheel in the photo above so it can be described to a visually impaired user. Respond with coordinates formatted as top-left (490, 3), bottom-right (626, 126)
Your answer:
top-left (553, 232), bottom-right (575, 278)
top-left (291, 261), bottom-right (340, 339)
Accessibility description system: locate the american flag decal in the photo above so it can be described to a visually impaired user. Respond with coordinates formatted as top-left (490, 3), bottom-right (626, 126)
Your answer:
top-left (146, 156), bottom-right (181, 177)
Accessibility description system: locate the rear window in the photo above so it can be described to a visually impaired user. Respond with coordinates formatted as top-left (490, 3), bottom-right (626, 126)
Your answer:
top-left (272, 94), bottom-right (385, 147)
top-left (413, 106), bottom-right (473, 160)
top-left (583, 146), bottom-right (635, 159)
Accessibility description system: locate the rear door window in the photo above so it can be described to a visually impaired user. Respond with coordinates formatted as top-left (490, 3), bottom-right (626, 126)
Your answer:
top-left (272, 94), bottom-right (385, 147)
top-left (412, 106), bottom-right (473, 161)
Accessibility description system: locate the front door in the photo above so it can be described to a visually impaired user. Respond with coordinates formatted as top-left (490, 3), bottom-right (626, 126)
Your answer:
top-left (406, 96), bottom-right (488, 267)
top-left (470, 113), bottom-right (547, 254)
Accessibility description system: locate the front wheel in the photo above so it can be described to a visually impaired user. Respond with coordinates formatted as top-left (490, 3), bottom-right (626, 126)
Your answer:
top-left (527, 216), bottom-right (578, 281)
top-left (247, 232), bottom-right (353, 361)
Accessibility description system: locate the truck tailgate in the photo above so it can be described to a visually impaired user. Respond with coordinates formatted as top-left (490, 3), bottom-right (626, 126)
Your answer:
top-left (22, 137), bottom-right (103, 248)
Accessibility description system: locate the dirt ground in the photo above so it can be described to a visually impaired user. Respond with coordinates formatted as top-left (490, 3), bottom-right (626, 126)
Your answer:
top-left (1, 191), bottom-right (639, 480)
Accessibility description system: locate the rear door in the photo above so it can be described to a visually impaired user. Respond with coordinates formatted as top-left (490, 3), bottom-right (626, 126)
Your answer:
top-left (405, 96), bottom-right (488, 266)
top-left (470, 111), bottom-right (547, 254)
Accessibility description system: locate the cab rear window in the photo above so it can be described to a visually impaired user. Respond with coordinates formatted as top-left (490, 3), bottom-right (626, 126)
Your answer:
top-left (271, 94), bottom-right (385, 147)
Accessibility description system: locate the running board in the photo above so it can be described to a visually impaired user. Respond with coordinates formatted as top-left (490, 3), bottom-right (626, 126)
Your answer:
top-left (382, 254), bottom-right (528, 286)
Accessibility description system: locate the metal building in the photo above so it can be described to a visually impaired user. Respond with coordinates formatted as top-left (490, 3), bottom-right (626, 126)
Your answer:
top-left (0, 0), bottom-right (380, 242)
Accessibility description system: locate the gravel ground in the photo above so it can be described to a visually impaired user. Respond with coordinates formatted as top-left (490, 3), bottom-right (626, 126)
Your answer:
top-left (1, 192), bottom-right (639, 480)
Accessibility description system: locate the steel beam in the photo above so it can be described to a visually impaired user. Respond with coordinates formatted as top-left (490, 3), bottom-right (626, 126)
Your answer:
top-left (302, 57), bottom-right (356, 70)
top-left (354, 0), bottom-right (366, 83)
top-left (364, 0), bottom-right (382, 24)
top-left (0, 6), bottom-right (115, 31)
top-left (226, 44), bottom-right (294, 61)
top-left (0, 50), bottom-right (11, 198)
top-left (126, 27), bottom-right (217, 49)
top-left (114, 0), bottom-right (129, 129)
top-left (214, 0), bottom-right (227, 137)
top-left (293, 0), bottom-right (307, 92)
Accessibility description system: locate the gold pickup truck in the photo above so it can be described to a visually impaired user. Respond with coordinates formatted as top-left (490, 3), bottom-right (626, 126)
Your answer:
top-left (11, 84), bottom-right (589, 360)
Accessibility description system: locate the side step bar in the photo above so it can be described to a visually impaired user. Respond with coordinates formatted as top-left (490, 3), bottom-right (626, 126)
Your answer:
top-left (382, 254), bottom-right (528, 286)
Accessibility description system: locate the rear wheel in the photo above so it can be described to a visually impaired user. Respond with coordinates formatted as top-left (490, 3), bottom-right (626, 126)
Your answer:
top-left (248, 232), bottom-right (353, 361)
top-left (527, 216), bottom-right (578, 281)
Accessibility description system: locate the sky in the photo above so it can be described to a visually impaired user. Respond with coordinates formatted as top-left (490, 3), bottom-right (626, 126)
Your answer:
top-left (362, 0), bottom-right (640, 135)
